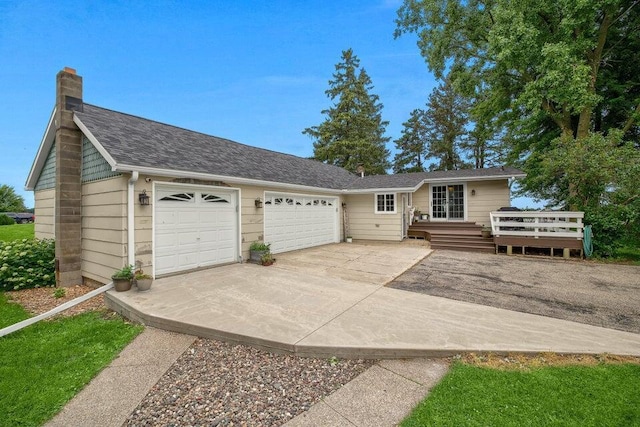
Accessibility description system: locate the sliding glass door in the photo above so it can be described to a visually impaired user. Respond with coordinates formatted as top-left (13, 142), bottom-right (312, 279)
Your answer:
top-left (431, 184), bottom-right (465, 221)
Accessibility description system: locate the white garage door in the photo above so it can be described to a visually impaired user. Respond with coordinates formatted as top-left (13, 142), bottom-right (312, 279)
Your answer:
top-left (154, 185), bottom-right (239, 275)
top-left (264, 192), bottom-right (338, 254)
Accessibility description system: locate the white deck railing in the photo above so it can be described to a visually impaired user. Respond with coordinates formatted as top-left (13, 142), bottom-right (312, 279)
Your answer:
top-left (489, 211), bottom-right (584, 239)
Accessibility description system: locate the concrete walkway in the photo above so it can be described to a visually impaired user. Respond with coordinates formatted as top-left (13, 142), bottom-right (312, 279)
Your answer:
top-left (284, 358), bottom-right (449, 427)
top-left (46, 328), bottom-right (196, 427)
top-left (106, 243), bottom-right (640, 358)
top-left (48, 326), bottom-right (448, 427)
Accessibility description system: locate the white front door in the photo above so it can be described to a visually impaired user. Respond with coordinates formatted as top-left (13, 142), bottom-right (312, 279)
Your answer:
top-left (431, 184), bottom-right (466, 221)
top-left (264, 192), bottom-right (339, 254)
top-left (154, 185), bottom-right (239, 275)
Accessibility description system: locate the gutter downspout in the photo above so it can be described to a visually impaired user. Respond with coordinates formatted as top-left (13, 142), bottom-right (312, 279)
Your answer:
top-left (128, 171), bottom-right (139, 267)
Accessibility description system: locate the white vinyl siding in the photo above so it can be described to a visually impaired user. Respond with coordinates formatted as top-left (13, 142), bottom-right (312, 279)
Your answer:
top-left (34, 189), bottom-right (55, 239)
top-left (81, 176), bottom-right (128, 284)
top-left (466, 180), bottom-right (511, 226)
top-left (345, 194), bottom-right (402, 241)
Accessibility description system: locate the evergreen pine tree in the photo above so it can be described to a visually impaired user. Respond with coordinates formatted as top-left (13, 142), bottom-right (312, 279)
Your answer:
top-left (424, 78), bottom-right (470, 171)
top-left (392, 108), bottom-right (428, 173)
top-left (303, 49), bottom-right (390, 174)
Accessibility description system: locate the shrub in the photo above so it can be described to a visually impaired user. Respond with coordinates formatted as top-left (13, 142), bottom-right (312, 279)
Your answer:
top-left (111, 265), bottom-right (133, 280)
top-left (585, 203), bottom-right (639, 257)
top-left (0, 214), bottom-right (15, 226)
top-left (0, 239), bottom-right (55, 291)
top-left (249, 242), bottom-right (271, 252)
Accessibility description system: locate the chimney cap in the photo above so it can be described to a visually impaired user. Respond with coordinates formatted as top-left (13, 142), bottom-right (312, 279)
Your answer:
top-left (62, 67), bottom-right (77, 75)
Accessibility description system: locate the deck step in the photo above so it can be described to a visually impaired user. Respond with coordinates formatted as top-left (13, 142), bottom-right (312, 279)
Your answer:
top-left (430, 243), bottom-right (495, 253)
top-left (408, 222), bottom-right (495, 253)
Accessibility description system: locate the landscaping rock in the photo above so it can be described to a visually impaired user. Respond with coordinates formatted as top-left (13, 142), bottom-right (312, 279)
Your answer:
top-left (124, 338), bottom-right (374, 427)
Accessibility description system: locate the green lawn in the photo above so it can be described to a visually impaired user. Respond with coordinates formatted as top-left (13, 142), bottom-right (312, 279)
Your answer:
top-left (0, 223), bottom-right (35, 242)
top-left (0, 293), bottom-right (143, 427)
top-left (402, 362), bottom-right (640, 427)
top-left (614, 244), bottom-right (640, 265)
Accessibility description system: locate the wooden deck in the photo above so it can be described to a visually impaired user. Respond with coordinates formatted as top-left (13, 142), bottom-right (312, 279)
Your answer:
top-left (490, 211), bottom-right (584, 258)
top-left (408, 221), bottom-right (495, 253)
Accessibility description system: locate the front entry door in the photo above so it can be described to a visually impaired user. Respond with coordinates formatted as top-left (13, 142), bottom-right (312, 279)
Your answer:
top-left (431, 184), bottom-right (465, 221)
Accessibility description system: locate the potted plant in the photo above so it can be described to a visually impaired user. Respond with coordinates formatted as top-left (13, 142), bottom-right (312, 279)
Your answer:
top-left (346, 235), bottom-right (353, 243)
top-left (112, 265), bottom-right (133, 292)
top-left (260, 252), bottom-right (275, 266)
top-left (414, 209), bottom-right (421, 220)
top-left (249, 241), bottom-right (271, 263)
top-left (481, 225), bottom-right (492, 239)
top-left (134, 269), bottom-right (153, 292)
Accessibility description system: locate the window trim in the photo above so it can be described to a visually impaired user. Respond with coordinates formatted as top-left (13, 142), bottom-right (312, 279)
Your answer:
top-left (374, 192), bottom-right (397, 214)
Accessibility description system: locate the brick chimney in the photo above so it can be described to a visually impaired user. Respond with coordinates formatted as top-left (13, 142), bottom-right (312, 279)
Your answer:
top-left (54, 67), bottom-right (83, 286)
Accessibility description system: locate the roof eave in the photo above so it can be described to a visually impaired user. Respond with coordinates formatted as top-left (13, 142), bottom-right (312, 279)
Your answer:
top-left (343, 186), bottom-right (418, 194)
top-left (113, 163), bottom-right (344, 195)
top-left (25, 107), bottom-right (56, 191)
top-left (342, 172), bottom-right (526, 194)
top-left (422, 173), bottom-right (527, 184)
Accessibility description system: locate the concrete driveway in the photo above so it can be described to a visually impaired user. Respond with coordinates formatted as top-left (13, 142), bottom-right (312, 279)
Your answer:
top-left (106, 242), bottom-right (640, 358)
top-left (389, 250), bottom-right (640, 334)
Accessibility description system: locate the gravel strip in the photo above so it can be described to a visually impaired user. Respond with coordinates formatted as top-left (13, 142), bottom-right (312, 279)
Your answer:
top-left (125, 338), bottom-right (375, 427)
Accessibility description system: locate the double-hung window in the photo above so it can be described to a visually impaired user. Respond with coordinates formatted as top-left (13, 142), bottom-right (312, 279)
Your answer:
top-left (375, 193), bottom-right (396, 214)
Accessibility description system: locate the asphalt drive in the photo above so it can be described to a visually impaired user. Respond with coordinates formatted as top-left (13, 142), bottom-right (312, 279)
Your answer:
top-left (388, 250), bottom-right (640, 334)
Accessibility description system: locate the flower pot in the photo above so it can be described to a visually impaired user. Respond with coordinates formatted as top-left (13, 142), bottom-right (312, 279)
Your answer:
top-left (136, 278), bottom-right (153, 292)
top-left (481, 229), bottom-right (492, 239)
top-left (250, 250), bottom-right (269, 263)
top-left (346, 237), bottom-right (353, 243)
top-left (113, 278), bottom-right (132, 292)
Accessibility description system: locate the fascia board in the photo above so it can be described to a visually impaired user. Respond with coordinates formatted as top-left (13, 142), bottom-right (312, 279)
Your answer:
top-left (423, 174), bottom-right (526, 183)
top-left (113, 163), bottom-right (344, 195)
top-left (342, 186), bottom-right (418, 194)
top-left (73, 115), bottom-right (117, 168)
top-left (25, 107), bottom-right (56, 190)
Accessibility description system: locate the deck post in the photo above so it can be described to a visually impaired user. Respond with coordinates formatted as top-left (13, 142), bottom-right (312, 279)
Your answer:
top-left (563, 248), bottom-right (570, 259)
top-left (507, 245), bottom-right (512, 255)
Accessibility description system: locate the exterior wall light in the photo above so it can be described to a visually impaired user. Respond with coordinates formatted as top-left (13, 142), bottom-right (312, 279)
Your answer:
top-left (139, 189), bottom-right (150, 205)
top-left (471, 189), bottom-right (476, 196)
top-left (255, 197), bottom-right (263, 208)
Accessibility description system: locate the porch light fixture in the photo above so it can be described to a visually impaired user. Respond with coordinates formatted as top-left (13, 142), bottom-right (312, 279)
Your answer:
top-left (255, 197), bottom-right (263, 208)
top-left (139, 190), bottom-right (150, 206)
top-left (471, 189), bottom-right (476, 196)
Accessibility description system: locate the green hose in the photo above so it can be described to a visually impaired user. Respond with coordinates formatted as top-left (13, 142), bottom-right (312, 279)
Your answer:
top-left (583, 224), bottom-right (593, 258)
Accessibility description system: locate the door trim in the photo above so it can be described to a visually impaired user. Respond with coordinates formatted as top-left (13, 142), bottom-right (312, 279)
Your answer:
top-left (428, 182), bottom-right (468, 222)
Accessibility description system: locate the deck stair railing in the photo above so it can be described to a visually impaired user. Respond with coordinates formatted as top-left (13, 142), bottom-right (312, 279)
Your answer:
top-left (490, 211), bottom-right (584, 240)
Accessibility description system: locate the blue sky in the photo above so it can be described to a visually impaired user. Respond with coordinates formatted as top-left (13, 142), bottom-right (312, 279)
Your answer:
top-left (0, 0), bottom-right (537, 208)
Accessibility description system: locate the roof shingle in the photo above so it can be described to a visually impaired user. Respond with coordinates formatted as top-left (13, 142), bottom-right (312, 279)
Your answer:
top-left (74, 104), bottom-right (524, 191)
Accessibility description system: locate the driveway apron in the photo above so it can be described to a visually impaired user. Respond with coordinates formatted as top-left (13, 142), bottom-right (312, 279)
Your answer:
top-left (106, 243), bottom-right (640, 357)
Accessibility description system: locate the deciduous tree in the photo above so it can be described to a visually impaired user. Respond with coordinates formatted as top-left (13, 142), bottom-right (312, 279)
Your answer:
top-left (0, 185), bottom-right (26, 212)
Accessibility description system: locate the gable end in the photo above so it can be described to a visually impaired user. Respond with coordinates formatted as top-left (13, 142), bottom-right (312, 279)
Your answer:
top-left (34, 142), bottom-right (56, 191)
top-left (81, 136), bottom-right (121, 183)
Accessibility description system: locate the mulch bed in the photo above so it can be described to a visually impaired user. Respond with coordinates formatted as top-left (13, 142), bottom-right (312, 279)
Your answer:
top-left (6, 285), bottom-right (106, 317)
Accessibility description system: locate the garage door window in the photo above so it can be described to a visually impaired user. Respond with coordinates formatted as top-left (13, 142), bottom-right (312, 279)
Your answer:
top-left (160, 192), bottom-right (195, 202)
top-left (375, 193), bottom-right (396, 214)
top-left (201, 193), bottom-right (230, 203)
